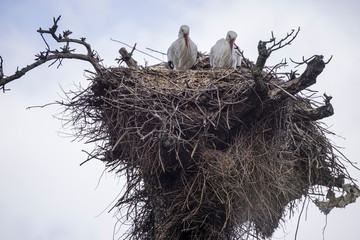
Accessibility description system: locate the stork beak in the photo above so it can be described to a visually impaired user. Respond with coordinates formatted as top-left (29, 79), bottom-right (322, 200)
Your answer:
top-left (184, 34), bottom-right (189, 49)
top-left (230, 39), bottom-right (234, 52)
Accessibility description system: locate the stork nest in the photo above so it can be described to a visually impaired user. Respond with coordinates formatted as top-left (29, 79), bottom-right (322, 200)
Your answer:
top-left (61, 57), bottom-right (357, 239)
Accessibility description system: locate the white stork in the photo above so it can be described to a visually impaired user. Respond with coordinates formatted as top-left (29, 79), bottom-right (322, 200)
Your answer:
top-left (210, 31), bottom-right (241, 69)
top-left (167, 25), bottom-right (197, 70)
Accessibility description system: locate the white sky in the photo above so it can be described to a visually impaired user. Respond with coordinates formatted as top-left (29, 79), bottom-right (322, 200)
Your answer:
top-left (1, 0), bottom-right (359, 239)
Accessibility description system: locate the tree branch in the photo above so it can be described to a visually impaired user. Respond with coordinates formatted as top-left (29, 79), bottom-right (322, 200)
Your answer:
top-left (0, 53), bottom-right (101, 87)
top-left (0, 15), bottom-right (103, 90)
top-left (252, 41), bottom-right (270, 95)
top-left (295, 94), bottom-right (334, 121)
top-left (117, 46), bottom-right (138, 68)
top-left (0, 56), bottom-right (4, 79)
top-left (252, 27), bottom-right (301, 96)
top-left (268, 55), bottom-right (326, 100)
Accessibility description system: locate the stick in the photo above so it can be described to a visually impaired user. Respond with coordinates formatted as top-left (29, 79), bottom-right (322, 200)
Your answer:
top-left (110, 38), bottom-right (163, 62)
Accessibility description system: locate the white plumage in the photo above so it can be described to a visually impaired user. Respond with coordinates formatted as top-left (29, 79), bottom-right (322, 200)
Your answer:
top-left (167, 25), bottom-right (197, 70)
top-left (210, 31), bottom-right (242, 69)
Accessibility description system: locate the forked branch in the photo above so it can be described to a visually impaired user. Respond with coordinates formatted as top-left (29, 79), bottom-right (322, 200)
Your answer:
top-left (0, 16), bottom-right (103, 91)
top-left (252, 27), bottom-right (301, 95)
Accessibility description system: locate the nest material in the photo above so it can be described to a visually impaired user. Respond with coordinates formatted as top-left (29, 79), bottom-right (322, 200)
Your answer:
top-left (64, 58), bottom-right (356, 239)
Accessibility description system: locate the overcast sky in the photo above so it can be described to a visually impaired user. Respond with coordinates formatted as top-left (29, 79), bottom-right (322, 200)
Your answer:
top-left (1, 0), bottom-right (360, 239)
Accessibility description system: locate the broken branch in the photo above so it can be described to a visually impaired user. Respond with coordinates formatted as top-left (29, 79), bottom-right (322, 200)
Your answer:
top-left (118, 47), bottom-right (138, 68)
top-left (268, 55), bottom-right (326, 100)
top-left (295, 93), bottom-right (334, 121)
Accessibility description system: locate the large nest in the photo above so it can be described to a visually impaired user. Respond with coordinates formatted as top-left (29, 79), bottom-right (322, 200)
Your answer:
top-left (1, 17), bottom-right (357, 240)
top-left (62, 56), bottom-right (357, 239)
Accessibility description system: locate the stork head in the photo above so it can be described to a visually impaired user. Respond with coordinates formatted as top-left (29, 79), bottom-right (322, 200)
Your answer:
top-left (179, 25), bottom-right (190, 48)
top-left (226, 31), bottom-right (237, 51)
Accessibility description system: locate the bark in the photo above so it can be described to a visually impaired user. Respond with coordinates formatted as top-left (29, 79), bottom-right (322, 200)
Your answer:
top-left (268, 55), bottom-right (325, 100)
top-left (119, 47), bottom-right (138, 68)
top-left (252, 41), bottom-right (270, 95)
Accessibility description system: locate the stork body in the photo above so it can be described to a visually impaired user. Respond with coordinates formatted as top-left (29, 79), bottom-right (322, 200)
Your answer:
top-left (210, 31), bottom-right (241, 69)
top-left (167, 25), bottom-right (197, 70)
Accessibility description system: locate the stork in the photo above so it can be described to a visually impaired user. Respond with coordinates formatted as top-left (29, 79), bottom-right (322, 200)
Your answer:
top-left (210, 31), bottom-right (241, 69)
top-left (167, 25), bottom-right (197, 70)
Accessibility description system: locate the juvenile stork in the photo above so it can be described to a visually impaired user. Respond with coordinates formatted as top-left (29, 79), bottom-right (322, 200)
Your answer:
top-left (167, 25), bottom-right (197, 70)
top-left (210, 31), bottom-right (241, 69)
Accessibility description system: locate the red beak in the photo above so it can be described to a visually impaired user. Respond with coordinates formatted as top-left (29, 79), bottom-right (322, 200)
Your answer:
top-left (184, 34), bottom-right (189, 48)
top-left (230, 39), bottom-right (234, 52)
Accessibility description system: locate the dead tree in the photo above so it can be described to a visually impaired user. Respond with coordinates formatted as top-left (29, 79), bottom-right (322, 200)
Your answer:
top-left (1, 17), bottom-right (359, 240)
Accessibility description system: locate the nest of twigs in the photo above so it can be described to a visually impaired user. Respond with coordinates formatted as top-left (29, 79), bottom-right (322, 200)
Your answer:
top-left (62, 56), bottom-right (357, 239)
